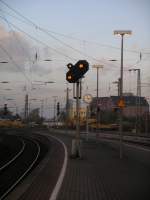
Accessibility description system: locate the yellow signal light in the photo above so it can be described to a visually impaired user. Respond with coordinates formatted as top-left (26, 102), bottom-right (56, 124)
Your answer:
top-left (79, 64), bottom-right (84, 69)
top-left (68, 75), bottom-right (72, 80)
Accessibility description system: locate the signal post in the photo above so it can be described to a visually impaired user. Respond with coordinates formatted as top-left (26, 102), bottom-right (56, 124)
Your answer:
top-left (66, 60), bottom-right (89, 158)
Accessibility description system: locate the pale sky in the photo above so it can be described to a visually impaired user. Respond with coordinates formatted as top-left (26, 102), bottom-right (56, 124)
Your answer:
top-left (0, 0), bottom-right (150, 118)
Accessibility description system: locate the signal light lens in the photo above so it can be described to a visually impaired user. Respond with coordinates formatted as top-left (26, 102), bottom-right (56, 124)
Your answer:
top-left (79, 64), bottom-right (84, 68)
top-left (67, 63), bottom-right (73, 69)
top-left (68, 75), bottom-right (72, 80)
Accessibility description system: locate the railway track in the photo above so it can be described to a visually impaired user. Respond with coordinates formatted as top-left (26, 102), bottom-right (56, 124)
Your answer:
top-left (75, 130), bottom-right (150, 150)
top-left (0, 138), bottom-right (25, 171)
top-left (97, 133), bottom-right (150, 147)
top-left (0, 135), bottom-right (24, 169)
top-left (0, 136), bottom-right (41, 200)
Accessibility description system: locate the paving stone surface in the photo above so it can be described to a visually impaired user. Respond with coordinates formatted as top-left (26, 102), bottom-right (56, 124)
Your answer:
top-left (55, 133), bottom-right (150, 200)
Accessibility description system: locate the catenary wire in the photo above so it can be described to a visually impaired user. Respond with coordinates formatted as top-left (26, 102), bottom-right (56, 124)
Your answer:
top-left (0, 0), bottom-right (149, 55)
top-left (0, 42), bottom-right (32, 83)
top-left (0, 15), bottom-right (76, 61)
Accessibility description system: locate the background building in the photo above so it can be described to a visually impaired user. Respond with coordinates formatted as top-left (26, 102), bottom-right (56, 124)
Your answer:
top-left (90, 94), bottom-right (149, 118)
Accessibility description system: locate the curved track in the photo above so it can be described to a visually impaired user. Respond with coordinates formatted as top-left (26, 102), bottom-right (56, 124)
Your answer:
top-left (0, 139), bottom-right (25, 171)
top-left (0, 137), bottom-right (41, 200)
top-left (0, 135), bottom-right (24, 169)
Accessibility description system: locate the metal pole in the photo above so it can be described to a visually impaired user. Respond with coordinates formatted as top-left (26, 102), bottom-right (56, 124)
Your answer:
top-left (24, 94), bottom-right (28, 122)
top-left (86, 105), bottom-right (89, 141)
top-left (114, 30), bottom-right (132, 158)
top-left (41, 99), bottom-right (44, 118)
top-left (128, 68), bottom-right (141, 134)
top-left (137, 69), bottom-right (141, 133)
top-left (135, 71), bottom-right (138, 134)
top-left (76, 81), bottom-right (80, 141)
top-left (16, 106), bottom-right (18, 115)
top-left (118, 78), bottom-right (121, 96)
top-left (119, 34), bottom-right (124, 159)
top-left (75, 81), bottom-right (81, 157)
top-left (54, 99), bottom-right (56, 122)
top-left (53, 96), bottom-right (57, 125)
top-left (66, 87), bottom-right (71, 132)
top-left (71, 80), bottom-right (82, 158)
top-left (97, 67), bottom-right (99, 99)
top-left (145, 112), bottom-right (148, 135)
top-left (120, 34), bottom-right (124, 97)
top-left (93, 65), bottom-right (103, 133)
top-left (97, 67), bottom-right (99, 131)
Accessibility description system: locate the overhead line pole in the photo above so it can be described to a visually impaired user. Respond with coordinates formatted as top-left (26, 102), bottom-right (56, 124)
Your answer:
top-left (128, 68), bottom-right (141, 134)
top-left (93, 65), bottom-right (103, 134)
top-left (114, 30), bottom-right (132, 159)
top-left (52, 96), bottom-right (57, 126)
top-left (65, 86), bottom-right (71, 132)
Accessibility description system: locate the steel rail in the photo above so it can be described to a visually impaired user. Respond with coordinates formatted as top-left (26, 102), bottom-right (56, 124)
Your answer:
top-left (0, 139), bottom-right (25, 171)
top-left (0, 138), bottom-right (41, 200)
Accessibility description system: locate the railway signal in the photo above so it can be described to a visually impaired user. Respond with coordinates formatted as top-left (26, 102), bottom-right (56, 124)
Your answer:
top-left (66, 60), bottom-right (89, 83)
top-left (57, 102), bottom-right (60, 116)
top-left (66, 60), bottom-right (89, 159)
top-left (4, 104), bottom-right (8, 115)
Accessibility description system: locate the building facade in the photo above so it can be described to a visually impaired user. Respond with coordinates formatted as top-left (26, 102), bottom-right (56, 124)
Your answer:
top-left (90, 95), bottom-right (149, 118)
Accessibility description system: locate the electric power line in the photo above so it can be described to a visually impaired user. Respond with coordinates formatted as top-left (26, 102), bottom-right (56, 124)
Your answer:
top-left (0, 42), bottom-right (32, 83)
top-left (1, 12), bottom-right (38, 83)
top-left (0, 16), bottom-right (119, 69)
top-left (0, 0), bottom-right (149, 55)
top-left (0, 15), bottom-right (76, 61)
top-left (1, 13), bottom-right (33, 65)
top-left (0, 8), bottom-right (101, 62)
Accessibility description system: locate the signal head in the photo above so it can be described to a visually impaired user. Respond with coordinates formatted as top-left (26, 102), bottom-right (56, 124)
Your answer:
top-left (67, 63), bottom-right (73, 69)
top-left (66, 60), bottom-right (89, 83)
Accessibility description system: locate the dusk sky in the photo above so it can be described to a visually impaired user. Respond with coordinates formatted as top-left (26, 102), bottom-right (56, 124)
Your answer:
top-left (0, 0), bottom-right (150, 118)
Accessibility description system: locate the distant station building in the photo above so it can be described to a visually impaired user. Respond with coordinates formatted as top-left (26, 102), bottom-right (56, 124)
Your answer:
top-left (65, 99), bottom-right (87, 127)
top-left (90, 94), bottom-right (149, 118)
top-left (67, 99), bottom-right (86, 120)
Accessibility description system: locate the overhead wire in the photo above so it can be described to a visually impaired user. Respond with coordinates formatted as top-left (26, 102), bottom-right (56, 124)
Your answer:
top-left (0, 6), bottom-right (121, 53)
top-left (0, 6), bottom-right (101, 62)
top-left (0, 0), bottom-right (149, 89)
top-left (0, 8), bottom-right (32, 28)
top-left (0, 42), bottom-right (32, 83)
top-left (0, 9), bottom-right (142, 55)
top-left (0, 16), bottom-right (114, 68)
top-left (0, 0), bottom-right (34, 27)
top-left (1, 0), bottom-right (149, 57)
top-left (1, 12), bottom-right (36, 85)
top-left (0, 0), bottom-right (95, 49)
top-left (0, 7), bottom-right (76, 61)
top-left (0, 15), bottom-right (76, 61)
top-left (38, 26), bottom-right (102, 62)
top-left (1, 12), bottom-right (33, 65)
